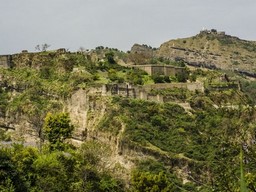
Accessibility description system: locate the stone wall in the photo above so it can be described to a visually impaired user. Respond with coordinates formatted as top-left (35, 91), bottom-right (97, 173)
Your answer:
top-left (132, 64), bottom-right (184, 76)
top-left (0, 55), bottom-right (12, 68)
top-left (103, 82), bottom-right (204, 102)
top-left (105, 84), bottom-right (136, 98)
top-left (142, 82), bottom-right (204, 92)
top-left (165, 66), bottom-right (184, 76)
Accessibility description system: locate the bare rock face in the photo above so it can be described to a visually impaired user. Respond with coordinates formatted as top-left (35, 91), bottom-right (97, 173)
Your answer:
top-left (130, 44), bottom-right (154, 56)
top-left (66, 88), bottom-right (107, 140)
top-left (66, 88), bottom-right (135, 181)
top-left (129, 44), bottom-right (157, 65)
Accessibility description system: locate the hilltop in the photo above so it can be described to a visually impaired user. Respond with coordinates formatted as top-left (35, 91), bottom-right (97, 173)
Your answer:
top-left (157, 29), bottom-right (256, 73)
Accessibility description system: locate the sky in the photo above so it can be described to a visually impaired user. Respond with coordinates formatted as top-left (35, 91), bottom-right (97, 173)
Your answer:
top-left (1, 0), bottom-right (256, 54)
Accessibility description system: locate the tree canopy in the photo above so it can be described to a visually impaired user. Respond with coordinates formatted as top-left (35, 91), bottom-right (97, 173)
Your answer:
top-left (43, 112), bottom-right (74, 150)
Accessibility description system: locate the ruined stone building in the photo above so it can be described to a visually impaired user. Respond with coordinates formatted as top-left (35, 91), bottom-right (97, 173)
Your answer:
top-left (0, 55), bottom-right (12, 68)
top-left (132, 64), bottom-right (184, 76)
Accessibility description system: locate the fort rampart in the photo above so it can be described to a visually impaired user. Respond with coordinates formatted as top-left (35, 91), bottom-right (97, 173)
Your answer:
top-left (103, 82), bottom-right (204, 103)
top-left (131, 64), bottom-right (184, 76)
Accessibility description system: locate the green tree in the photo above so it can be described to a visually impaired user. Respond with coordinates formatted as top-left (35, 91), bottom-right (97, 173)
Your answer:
top-left (176, 70), bottom-right (189, 82)
top-left (108, 69), bottom-right (124, 83)
top-left (0, 148), bottom-right (28, 192)
top-left (32, 152), bottom-right (68, 192)
top-left (126, 69), bottom-right (145, 85)
top-left (189, 73), bottom-right (197, 82)
top-left (105, 52), bottom-right (116, 64)
top-left (43, 112), bottom-right (74, 150)
top-left (152, 75), bottom-right (170, 83)
top-left (131, 171), bottom-right (178, 192)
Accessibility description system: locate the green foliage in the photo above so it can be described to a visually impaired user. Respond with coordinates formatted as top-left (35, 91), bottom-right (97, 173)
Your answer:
top-left (39, 66), bottom-right (52, 79)
top-left (32, 152), bottom-right (69, 192)
top-left (149, 57), bottom-right (186, 67)
top-left (0, 88), bottom-right (8, 116)
top-left (108, 69), bottom-right (124, 83)
top-left (189, 95), bottom-right (213, 110)
top-left (43, 112), bottom-right (74, 150)
top-left (0, 52), bottom-right (97, 96)
top-left (136, 159), bottom-right (167, 174)
top-left (0, 130), bottom-right (11, 141)
top-left (0, 148), bottom-right (28, 191)
top-left (131, 171), bottom-right (180, 192)
top-left (105, 52), bottom-right (116, 64)
top-left (242, 42), bottom-right (256, 52)
top-left (240, 147), bottom-right (249, 192)
top-left (98, 97), bottom-right (256, 190)
top-left (219, 36), bottom-right (234, 45)
top-left (245, 173), bottom-right (256, 191)
top-left (126, 68), bottom-right (147, 85)
top-left (134, 158), bottom-right (189, 191)
top-left (98, 104), bottom-right (122, 135)
top-left (99, 174), bottom-right (124, 192)
top-left (152, 75), bottom-right (170, 83)
top-left (189, 72), bottom-right (197, 82)
top-left (78, 141), bottom-right (110, 166)
top-left (150, 87), bottom-right (193, 102)
top-left (150, 58), bottom-right (158, 64)
top-left (96, 59), bottom-right (126, 73)
top-left (175, 69), bottom-right (189, 82)
top-left (105, 99), bottom-right (193, 154)
top-left (241, 80), bottom-right (256, 105)
top-left (0, 141), bottom-right (124, 192)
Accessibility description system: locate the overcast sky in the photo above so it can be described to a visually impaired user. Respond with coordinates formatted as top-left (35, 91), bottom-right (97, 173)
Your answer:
top-left (1, 0), bottom-right (256, 54)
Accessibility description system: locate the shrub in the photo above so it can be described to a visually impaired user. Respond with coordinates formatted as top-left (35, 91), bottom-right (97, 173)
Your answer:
top-left (152, 75), bottom-right (170, 83)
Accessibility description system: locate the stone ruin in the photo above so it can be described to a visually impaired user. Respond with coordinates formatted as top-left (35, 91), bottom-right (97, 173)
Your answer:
top-left (0, 55), bottom-right (13, 68)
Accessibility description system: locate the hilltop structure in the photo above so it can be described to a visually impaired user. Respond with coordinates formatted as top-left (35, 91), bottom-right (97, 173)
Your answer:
top-left (131, 64), bottom-right (184, 76)
top-left (0, 55), bottom-right (13, 68)
top-left (199, 28), bottom-right (226, 36)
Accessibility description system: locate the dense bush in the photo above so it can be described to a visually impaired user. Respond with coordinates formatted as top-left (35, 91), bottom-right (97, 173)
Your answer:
top-left (0, 142), bottom-right (124, 192)
top-left (152, 75), bottom-right (170, 83)
top-left (126, 69), bottom-right (147, 85)
top-left (176, 70), bottom-right (189, 82)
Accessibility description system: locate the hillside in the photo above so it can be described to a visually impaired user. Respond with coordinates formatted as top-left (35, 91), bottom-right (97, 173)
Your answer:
top-left (0, 38), bottom-right (256, 191)
top-left (157, 29), bottom-right (256, 73)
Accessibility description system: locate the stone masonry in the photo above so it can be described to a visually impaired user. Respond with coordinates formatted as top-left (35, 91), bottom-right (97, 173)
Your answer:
top-left (0, 55), bottom-right (12, 68)
top-left (131, 64), bottom-right (184, 76)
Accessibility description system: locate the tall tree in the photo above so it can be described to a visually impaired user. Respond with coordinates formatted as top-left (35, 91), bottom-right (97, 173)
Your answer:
top-left (43, 112), bottom-right (74, 150)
